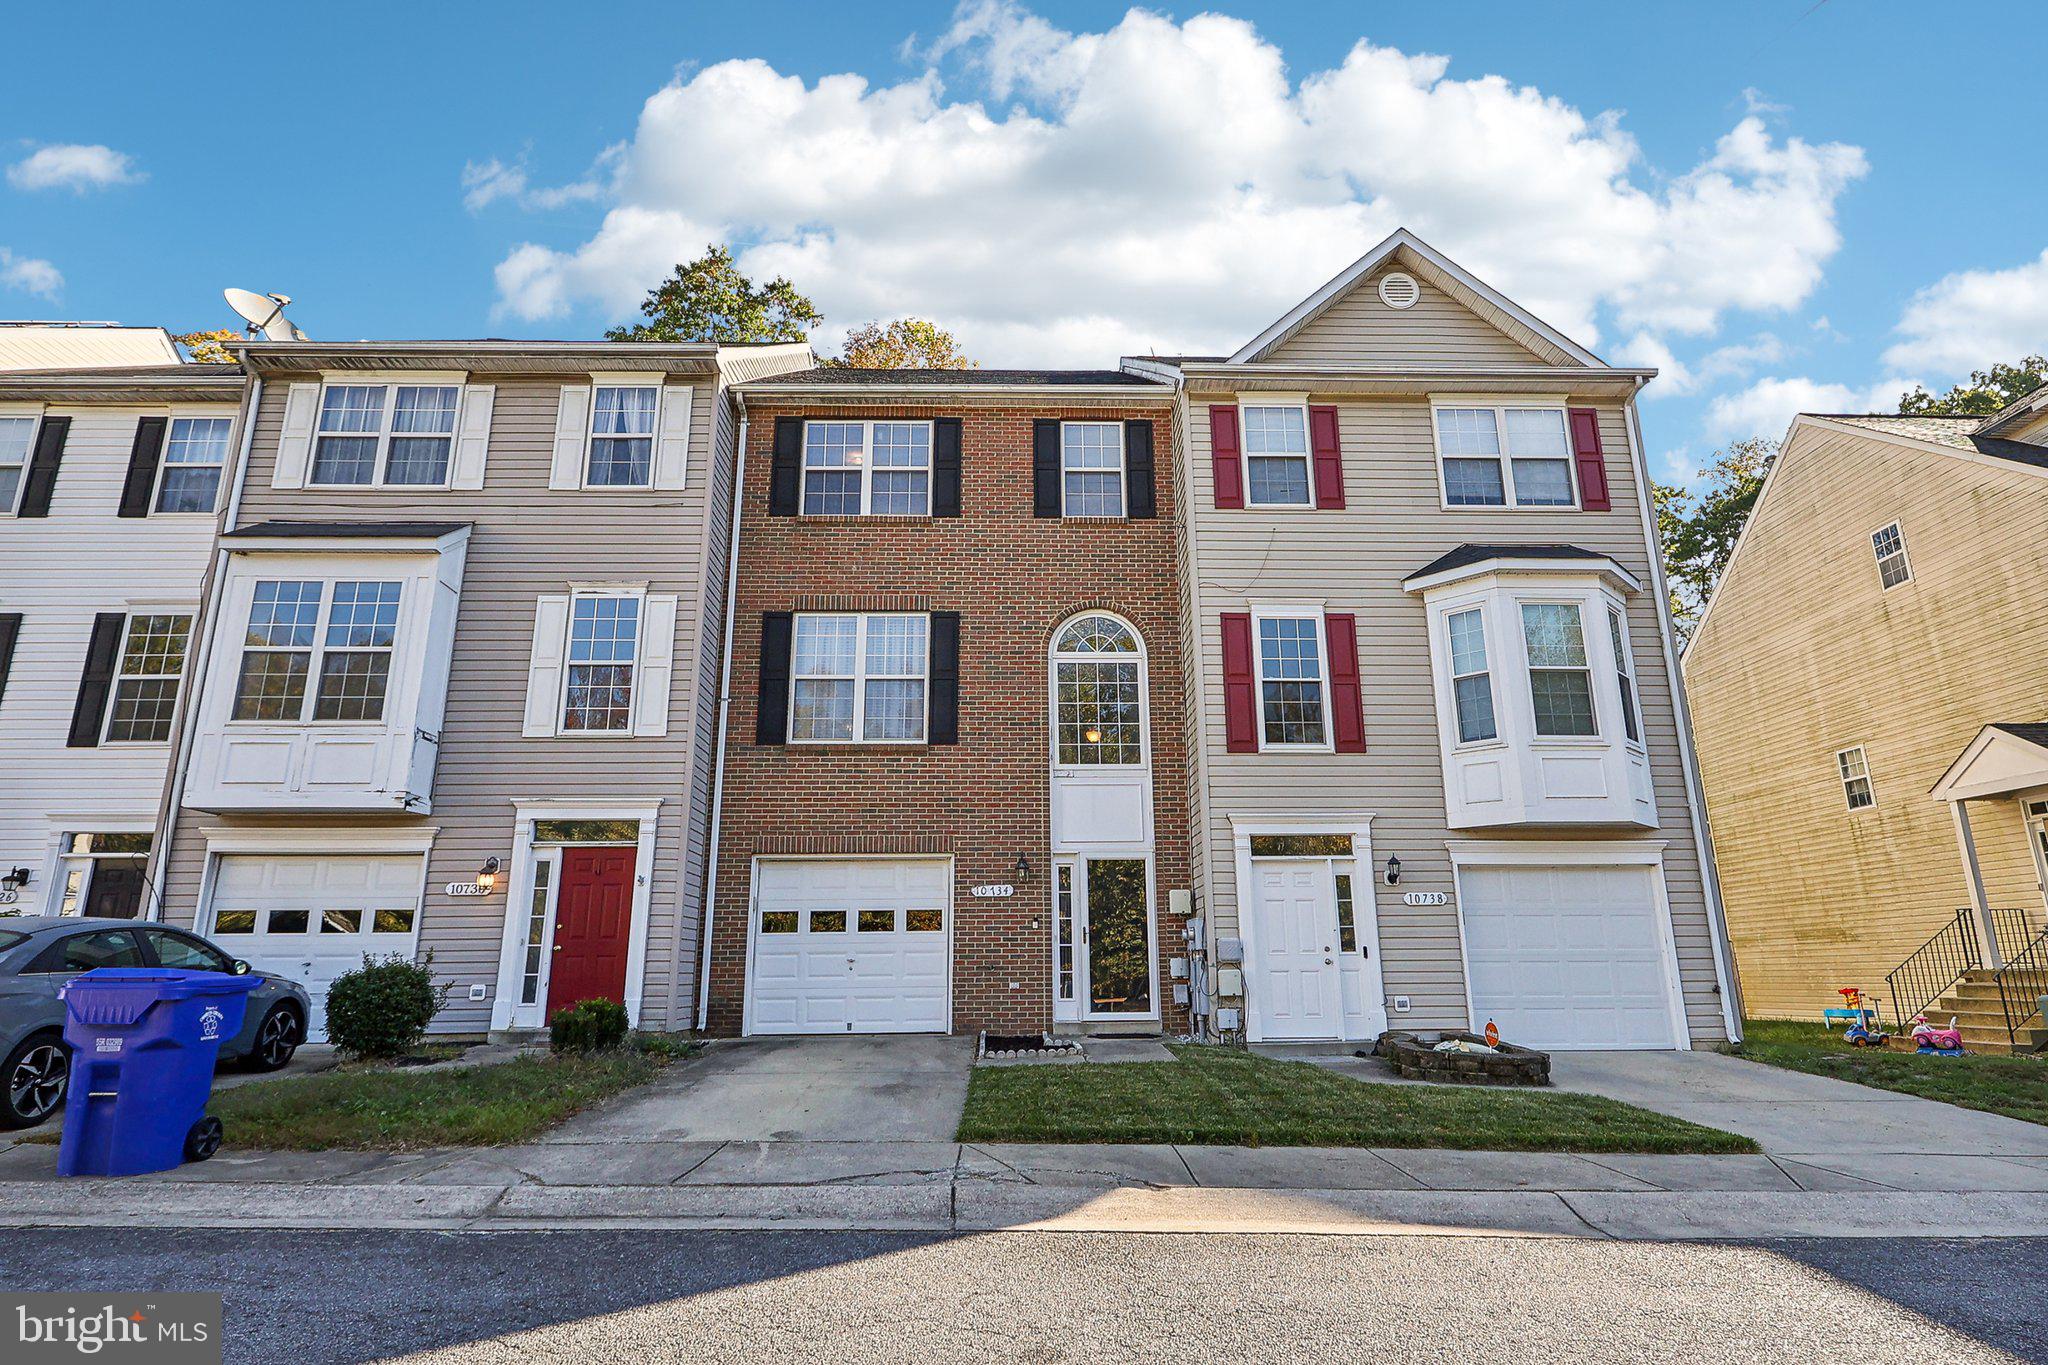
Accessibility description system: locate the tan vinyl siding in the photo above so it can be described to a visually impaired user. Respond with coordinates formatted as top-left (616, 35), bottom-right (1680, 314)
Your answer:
top-left (1262, 268), bottom-right (1545, 368)
top-left (1687, 423), bottom-right (2048, 1021)
top-left (160, 373), bottom-right (725, 1033)
top-left (1186, 395), bottom-right (1725, 1042)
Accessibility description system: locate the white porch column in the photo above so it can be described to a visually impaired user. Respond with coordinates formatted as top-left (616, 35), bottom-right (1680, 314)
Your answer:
top-left (1950, 800), bottom-right (2004, 969)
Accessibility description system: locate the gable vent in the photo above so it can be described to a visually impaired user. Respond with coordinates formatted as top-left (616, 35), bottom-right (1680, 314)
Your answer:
top-left (1378, 272), bottom-right (1420, 309)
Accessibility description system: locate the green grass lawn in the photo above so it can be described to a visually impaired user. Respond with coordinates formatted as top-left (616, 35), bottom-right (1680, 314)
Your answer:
top-left (209, 1051), bottom-right (662, 1151)
top-left (1735, 1018), bottom-right (2048, 1127)
top-left (959, 1045), bottom-right (1758, 1153)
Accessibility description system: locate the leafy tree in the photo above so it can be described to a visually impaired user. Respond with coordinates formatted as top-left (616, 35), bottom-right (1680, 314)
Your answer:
top-left (831, 317), bottom-right (977, 370)
top-left (1897, 355), bottom-right (2047, 416)
top-left (606, 245), bottom-right (821, 344)
top-left (173, 329), bottom-right (239, 364)
top-left (1655, 437), bottom-right (1779, 643)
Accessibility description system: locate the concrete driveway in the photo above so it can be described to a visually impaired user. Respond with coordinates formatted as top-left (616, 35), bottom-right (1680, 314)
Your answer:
top-left (550, 1036), bottom-right (974, 1143)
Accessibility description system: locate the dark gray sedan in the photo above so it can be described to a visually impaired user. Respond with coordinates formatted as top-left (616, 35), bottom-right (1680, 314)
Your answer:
top-left (0, 917), bottom-right (311, 1128)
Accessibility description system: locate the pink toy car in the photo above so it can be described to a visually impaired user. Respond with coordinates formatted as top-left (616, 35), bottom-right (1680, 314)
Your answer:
top-left (1910, 1015), bottom-right (1964, 1055)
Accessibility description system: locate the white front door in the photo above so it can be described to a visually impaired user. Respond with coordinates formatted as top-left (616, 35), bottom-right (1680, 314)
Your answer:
top-left (747, 859), bottom-right (951, 1034)
top-left (1250, 860), bottom-right (1347, 1040)
top-left (206, 853), bottom-right (425, 1041)
top-left (1460, 864), bottom-right (1679, 1050)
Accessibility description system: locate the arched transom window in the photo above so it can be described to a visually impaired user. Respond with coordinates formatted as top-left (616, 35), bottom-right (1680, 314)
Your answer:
top-left (1053, 613), bottom-right (1145, 765)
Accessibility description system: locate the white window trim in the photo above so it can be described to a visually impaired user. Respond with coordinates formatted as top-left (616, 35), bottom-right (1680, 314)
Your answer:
top-left (306, 381), bottom-right (466, 491)
top-left (1608, 605), bottom-right (1644, 751)
top-left (799, 418), bottom-right (935, 517)
top-left (101, 607), bottom-right (197, 746)
top-left (0, 407), bottom-right (42, 516)
top-left (1059, 420), bottom-right (1126, 518)
top-left (1236, 401), bottom-right (1315, 510)
top-left (1250, 605), bottom-right (1334, 753)
top-left (1444, 605), bottom-right (1501, 751)
top-left (1048, 610), bottom-right (1149, 769)
top-left (787, 611), bottom-right (930, 745)
top-left (39, 821), bottom-right (156, 919)
top-left (1519, 598), bottom-right (1601, 743)
top-left (1428, 398), bottom-right (1578, 511)
top-left (151, 411), bottom-right (236, 516)
top-left (1837, 745), bottom-right (1877, 811)
top-left (1870, 519), bottom-right (1912, 590)
top-left (582, 381), bottom-right (663, 491)
top-left (229, 577), bottom-right (405, 728)
top-left (557, 586), bottom-right (646, 739)
top-left (1050, 853), bottom-right (1163, 1024)
top-left (1228, 815), bottom-right (1385, 1044)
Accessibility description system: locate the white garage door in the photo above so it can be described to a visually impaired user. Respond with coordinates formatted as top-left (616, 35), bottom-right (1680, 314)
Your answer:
top-left (748, 860), bottom-right (949, 1034)
top-left (207, 854), bottom-right (425, 1042)
top-left (1460, 864), bottom-right (1678, 1050)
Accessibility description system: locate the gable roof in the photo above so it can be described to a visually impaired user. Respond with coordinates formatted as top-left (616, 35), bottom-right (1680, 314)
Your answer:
top-left (1228, 228), bottom-right (1603, 369)
top-left (1930, 722), bottom-right (2048, 802)
top-left (1809, 414), bottom-right (2048, 472)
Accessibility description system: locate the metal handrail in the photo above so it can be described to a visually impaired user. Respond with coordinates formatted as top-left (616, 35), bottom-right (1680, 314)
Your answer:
top-left (1885, 909), bottom-right (1981, 1032)
top-left (1990, 905), bottom-right (2045, 967)
top-left (1995, 925), bottom-right (2048, 1049)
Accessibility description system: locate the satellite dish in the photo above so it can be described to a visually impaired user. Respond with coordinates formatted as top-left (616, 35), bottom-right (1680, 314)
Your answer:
top-left (223, 288), bottom-right (306, 342)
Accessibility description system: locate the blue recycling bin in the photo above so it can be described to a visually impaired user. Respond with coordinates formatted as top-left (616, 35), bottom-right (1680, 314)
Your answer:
top-left (58, 968), bottom-right (262, 1177)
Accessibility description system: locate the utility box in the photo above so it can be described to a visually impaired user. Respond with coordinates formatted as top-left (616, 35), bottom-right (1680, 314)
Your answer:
top-left (1216, 937), bottom-right (1244, 964)
top-left (1184, 916), bottom-right (1205, 951)
top-left (1217, 967), bottom-right (1244, 997)
top-left (1217, 1007), bottom-right (1241, 1031)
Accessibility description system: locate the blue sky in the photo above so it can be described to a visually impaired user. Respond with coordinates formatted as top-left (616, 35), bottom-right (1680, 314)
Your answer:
top-left (4, 1), bottom-right (2044, 486)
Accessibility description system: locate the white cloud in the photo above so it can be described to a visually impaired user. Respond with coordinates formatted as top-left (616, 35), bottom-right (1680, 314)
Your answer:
top-left (6, 144), bottom-right (143, 193)
top-left (1705, 374), bottom-right (1918, 441)
top-left (1620, 332), bottom-right (1787, 399)
top-left (463, 149), bottom-right (618, 214)
top-left (1883, 248), bottom-right (2048, 376)
top-left (487, 2), bottom-right (1866, 365)
top-left (0, 247), bottom-right (62, 297)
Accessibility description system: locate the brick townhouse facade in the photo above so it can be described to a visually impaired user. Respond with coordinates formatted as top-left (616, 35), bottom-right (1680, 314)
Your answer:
top-left (703, 371), bottom-right (1192, 1037)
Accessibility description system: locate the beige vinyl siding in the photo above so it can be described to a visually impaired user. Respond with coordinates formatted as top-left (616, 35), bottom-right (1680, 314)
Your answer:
top-left (1261, 268), bottom-right (1545, 368)
top-left (1186, 395), bottom-right (1725, 1041)
top-left (159, 373), bottom-right (723, 1033)
top-left (2009, 410), bottom-right (2048, 445)
top-left (1687, 423), bottom-right (2048, 1020)
top-left (0, 402), bottom-right (235, 912)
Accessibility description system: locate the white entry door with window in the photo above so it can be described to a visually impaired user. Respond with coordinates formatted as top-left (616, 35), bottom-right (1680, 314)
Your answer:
top-left (206, 853), bottom-right (425, 1041)
top-left (1248, 856), bottom-right (1380, 1041)
top-left (747, 859), bottom-right (950, 1034)
top-left (1459, 863), bottom-right (1678, 1050)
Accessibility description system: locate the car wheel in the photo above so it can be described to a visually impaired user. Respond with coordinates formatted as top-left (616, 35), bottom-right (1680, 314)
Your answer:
top-left (245, 1005), bottom-right (302, 1072)
top-left (3, 1033), bottom-right (69, 1130)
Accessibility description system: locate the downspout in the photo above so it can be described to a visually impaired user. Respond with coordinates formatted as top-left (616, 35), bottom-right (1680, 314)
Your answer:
top-left (1623, 396), bottom-right (1744, 1041)
top-left (143, 373), bottom-right (261, 922)
top-left (696, 399), bottom-right (749, 1031)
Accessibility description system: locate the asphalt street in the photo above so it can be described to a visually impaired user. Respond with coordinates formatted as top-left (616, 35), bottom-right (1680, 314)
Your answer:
top-left (2, 1228), bottom-right (2040, 1363)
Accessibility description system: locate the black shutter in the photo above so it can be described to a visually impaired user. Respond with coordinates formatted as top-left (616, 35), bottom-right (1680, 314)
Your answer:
top-left (768, 418), bottom-right (802, 516)
top-left (117, 416), bottom-right (170, 519)
top-left (17, 416), bottom-right (70, 518)
top-left (1124, 419), bottom-right (1156, 519)
top-left (1032, 419), bottom-right (1060, 517)
top-left (755, 612), bottom-right (793, 744)
top-left (928, 611), bottom-right (960, 745)
top-left (67, 612), bottom-right (126, 748)
top-left (0, 613), bottom-right (21, 709)
top-left (932, 417), bottom-right (962, 517)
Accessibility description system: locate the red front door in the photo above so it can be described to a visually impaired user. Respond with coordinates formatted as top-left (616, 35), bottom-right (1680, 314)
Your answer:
top-left (547, 846), bottom-right (635, 1013)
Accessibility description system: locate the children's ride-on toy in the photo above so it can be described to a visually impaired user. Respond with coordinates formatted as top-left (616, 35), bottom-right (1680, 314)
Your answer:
top-left (1827, 987), bottom-right (1890, 1047)
top-left (1910, 1015), bottom-right (1965, 1055)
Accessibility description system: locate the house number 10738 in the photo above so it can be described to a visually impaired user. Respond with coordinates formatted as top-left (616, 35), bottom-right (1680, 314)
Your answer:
top-left (1401, 891), bottom-right (1450, 906)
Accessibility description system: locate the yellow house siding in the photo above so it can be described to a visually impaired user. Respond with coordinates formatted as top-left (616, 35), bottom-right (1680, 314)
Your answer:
top-left (1688, 423), bottom-right (2048, 1021)
top-left (1261, 268), bottom-right (1544, 368)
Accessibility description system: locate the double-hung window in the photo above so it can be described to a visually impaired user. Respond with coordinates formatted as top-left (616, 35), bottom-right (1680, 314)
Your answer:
top-left (1061, 422), bottom-right (1124, 516)
top-left (801, 421), bottom-right (931, 515)
top-left (1240, 406), bottom-right (1311, 507)
top-left (1254, 614), bottom-right (1329, 748)
top-left (0, 414), bottom-right (35, 512)
top-left (1446, 608), bottom-right (1497, 744)
top-left (232, 579), bottom-right (402, 723)
top-left (588, 386), bottom-right (657, 487)
top-left (104, 614), bottom-right (193, 742)
top-left (1521, 602), bottom-right (1596, 736)
top-left (789, 613), bottom-right (928, 742)
top-left (1608, 608), bottom-right (1641, 743)
top-left (562, 593), bottom-right (641, 731)
top-left (1871, 522), bottom-right (1911, 589)
top-left (1838, 746), bottom-right (1875, 810)
top-left (1436, 405), bottom-right (1575, 508)
top-left (156, 417), bottom-right (232, 513)
top-left (311, 385), bottom-right (458, 487)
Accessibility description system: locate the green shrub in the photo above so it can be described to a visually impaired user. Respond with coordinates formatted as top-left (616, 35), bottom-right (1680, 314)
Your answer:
top-left (549, 998), bottom-right (629, 1053)
top-left (631, 1030), bottom-right (699, 1061)
top-left (324, 952), bottom-right (447, 1060)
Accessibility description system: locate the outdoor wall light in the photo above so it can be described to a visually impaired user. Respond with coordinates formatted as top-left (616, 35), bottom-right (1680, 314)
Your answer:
top-left (1384, 856), bottom-right (1402, 885)
top-left (1, 867), bottom-right (28, 891)
top-left (1013, 854), bottom-right (1031, 883)
top-left (477, 857), bottom-right (502, 892)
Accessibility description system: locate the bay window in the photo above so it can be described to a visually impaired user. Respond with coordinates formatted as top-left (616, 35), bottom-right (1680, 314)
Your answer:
top-left (1434, 404), bottom-right (1575, 508)
top-left (233, 579), bottom-right (402, 723)
top-left (1608, 608), bottom-right (1641, 743)
top-left (789, 612), bottom-right (928, 742)
top-left (1446, 607), bottom-right (1496, 744)
top-left (311, 385), bottom-right (459, 487)
top-left (1521, 602), bottom-right (1596, 736)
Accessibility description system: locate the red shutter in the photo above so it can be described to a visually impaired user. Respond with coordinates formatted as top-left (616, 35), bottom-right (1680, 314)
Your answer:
top-left (1308, 405), bottom-right (1346, 510)
top-left (1221, 612), bottom-right (1258, 752)
top-left (1568, 407), bottom-right (1611, 511)
top-left (1324, 612), bottom-right (1366, 753)
top-left (1209, 406), bottom-right (1244, 509)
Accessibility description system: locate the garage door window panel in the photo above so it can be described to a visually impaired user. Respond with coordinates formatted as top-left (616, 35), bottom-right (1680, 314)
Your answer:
top-left (790, 613), bottom-right (927, 743)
